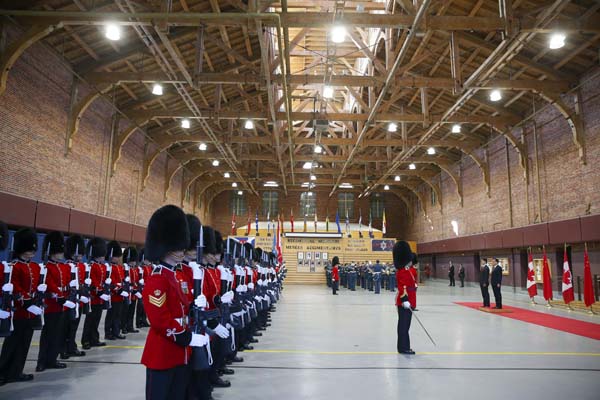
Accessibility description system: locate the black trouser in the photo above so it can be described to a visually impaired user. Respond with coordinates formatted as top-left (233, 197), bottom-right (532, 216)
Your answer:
top-left (82, 304), bottom-right (104, 345)
top-left (188, 369), bottom-right (212, 400)
top-left (136, 298), bottom-right (148, 327)
top-left (492, 285), bottom-right (502, 308)
top-left (208, 337), bottom-right (227, 383)
top-left (146, 365), bottom-right (189, 400)
top-left (37, 311), bottom-right (65, 368)
top-left (62, 313), bottom-right (82, 354)
top-left (449, 275), bottom-right (455, 286)
top-left (105, 301), bottom-right (124, 337)
top-left (121, 299), bottom-right (136, 331)
top-left (0, 318), bottom-right (35, 379)
top-left (397, 306), bottom-right (412, 353)
top-left (459, 275), bottom-right (465, 287)
top-left (480, 284), bottom-right (490, 307)
top-left (332, 280), bottom-right (338, 295)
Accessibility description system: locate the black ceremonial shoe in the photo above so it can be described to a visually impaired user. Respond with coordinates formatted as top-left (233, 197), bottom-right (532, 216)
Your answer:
top-left (82, 343), bottom-right (92, 350)
top-left (115, 334), bottom-right (127, 340)
top-left (400, 349), bottom-right (416, 355)
top-left (92, 341), bottom-right (106, 347)
top-left (128, 328), bottom-right (140, 333)
top-left (35, 365), bottom-right (45, 372)
top-left (6, 374), bottom-right (34, 383)
top-left (69, 350), bottom-right (86, 357)
top-left (47, 362), bottom-right (67, 369)
top-left (210, 377), bottom-right (231, 388)
top-left (60, 353), bottom-right (70, 360)
top-left (231, 356), bottom-right (244, 363)
top-left (105, 335), bottom-right (116, 341)
top-left (253, 332), bottom-right (263, 337)
top-left (220, 368), bottom-right (235, 375)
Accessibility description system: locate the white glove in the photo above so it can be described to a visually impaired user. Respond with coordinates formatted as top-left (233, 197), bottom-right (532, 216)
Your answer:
top-left (27, 305), bottom-right (43, 315)
top-left (194, 294), bottom-right (207, 308)
top-left (135, 292), bottom-right (143, 299)
top-left (138, 279), bottom-right (144, 285)
top-left (37, 284), bottom-right (47, 292)
top-left (64, 300), bottom-right (77, 309)
top-left (214, 324), bottom-right (230, 339)
top-left (402, 301), bottom-right (411, 309)
top-left (254, 295), bottom-right (262, 301)
top-left (0, 309), bottom-right (10, 319)
top-left (124, 277), bottom-right (131, 283)
top-left (257, 279), bottom-right (263, 286)
top-left (100, 294), bottom-right (111, 302)
top-left (120, 291), bottom-right (129, 297)
top-left (221, 291), bottom-right (234, 304)
top-left (225, 323), bottom-right (232, 330)
top-left (69, 280), bottom-right (78, 288)
top-left (105, 278), bottom-right (112, 285)
top-left (235, 286), bottom-right (244, 293)
top-left (80, 296), bottom-right (90, 304)
top-left (189, 333), bottom-right (209, 347)
top-left (248, 282), bottom-right (255, 290)
top-left (84, 278), bottom-right (92, 285)
top-left (2, 283), bottom-right (13, 293)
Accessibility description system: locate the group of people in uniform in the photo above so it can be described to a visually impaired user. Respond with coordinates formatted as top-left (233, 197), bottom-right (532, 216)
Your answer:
top-left (0, 205), bottom-right (286, 400)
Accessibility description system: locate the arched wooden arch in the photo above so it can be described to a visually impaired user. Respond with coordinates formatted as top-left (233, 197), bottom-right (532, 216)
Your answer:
top-left (404, 160), bottom-right (463, 205)
top-left (66, 83), bottom-right (113, 152)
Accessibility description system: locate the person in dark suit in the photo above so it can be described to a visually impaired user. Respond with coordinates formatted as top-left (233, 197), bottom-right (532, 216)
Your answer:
top-left (480, 259), bottom-right (490, 307)
top-left (448, 261), bottom-right (455, 286)
top-left (458, 264), bottom-right (465, 287)
top-left (491, 258), bottom-right (503, 309)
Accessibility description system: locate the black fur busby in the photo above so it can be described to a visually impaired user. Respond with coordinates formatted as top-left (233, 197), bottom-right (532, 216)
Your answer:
top-left (86, 237), bottom-right (107, 259)
top-left (42, 231), bottom-right (65, 258)
top-left (411, 252), bottom-right (419, 265)
top-left (332, 256), bottom-right (340, 266)
top-left (214, 231), bottom-right (223, 255)
top-left (0, 221), bottom-right (8, 251)
top-left (13, 228), bottom-right (38, 255)
top-left (106, 240), bottom-right (123, 259)
top-left (186, 214), bottom-right (201, 251)
top-left (65, 234), bottom-right (85, 260)
top-left (146, 205), bottom-right (190, 262)
top-left (201, 226), bottom-right (216, 254)
top-left (393, 241), bottom-right (413, 268)
top-left (254, 247), bottom-right (262, 262)
top-left (243, 242), bottom-right (253, 261)
top-left (123, 246), bottom-right (138, 263)
top-left (138, 248), bottom-right (145, 262)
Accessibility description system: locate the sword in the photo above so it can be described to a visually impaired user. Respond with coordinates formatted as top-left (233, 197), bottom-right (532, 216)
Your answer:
top-left (408, 308), bottom-right (436, 347)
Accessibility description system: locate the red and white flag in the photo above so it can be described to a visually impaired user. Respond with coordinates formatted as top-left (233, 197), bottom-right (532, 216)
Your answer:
top-left (583, 245), bottom-right (596, 307)
top-left (542, 247), bottom-right (553, 301)
top-left (561, 247), bottom-right (574, 304)
top-left (526, 250), bottom-right (538, 298)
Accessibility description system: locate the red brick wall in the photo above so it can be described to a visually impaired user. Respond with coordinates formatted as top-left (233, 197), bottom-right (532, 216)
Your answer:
top-left (0, 25), bottom-right (203, 229)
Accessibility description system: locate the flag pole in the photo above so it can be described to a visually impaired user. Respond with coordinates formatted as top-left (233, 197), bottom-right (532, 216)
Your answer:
top-left (584, 242), bottom-right (594, 314)
top-left (543, 245), bottom-right (551, 308)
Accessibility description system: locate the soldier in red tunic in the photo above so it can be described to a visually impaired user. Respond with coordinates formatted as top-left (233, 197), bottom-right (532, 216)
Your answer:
top-left (395, 241), bottom-right (416, 355)
top-left (36, 231), bottom-right (73, 372)
top-left (331, 256), bottom-right (340, 295)
top-left (0, 228), bottom-right (44, 385)
top-left (105, 240), bottom-right (128, 340)
top-left (81, 238), bottom-right (108, 349)
top-left (121, 246), bottom-right (140, 334)
top-left (142, 205), bottom-right (209, 400)
top-left (135, 249), bottom-right (151, 329)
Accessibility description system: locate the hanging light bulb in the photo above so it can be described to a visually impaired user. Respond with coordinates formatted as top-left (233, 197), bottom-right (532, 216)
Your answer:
top-left (198, 143), bottom-right (207, 151)
top-left (244, 119), bottom-right (254, 129)
top-left (310, 175), bottom-right (317, 181)
top-left (105, 24), bottom-right (121, 41)
top-left (427, 147), bottom-right (436, 155)
top-left (394, 175), bottom-right (401, 182)
top-left (232, 182), bottom-right (238, 188)
top-left (388, 122), bottom-right (397, 132)
top-left (152, 83), bottom-right (163, 96)
top-left (409, 163), bottom-right (416, 170)
top-left (384, 185), bottom-right (390, 190)
top-left (489, 89), bottom-right (502, 102)
top-left (314, 144), bottom-right (322, 154)
top-left (212, 160), bottom-right (220, 167)
top-left (331, 25), bottom-right (347, 44)
top-left (323, 85), bottom-right (334, 99)
top-left (237, 190), bottom-right (243, 195)
top-left (549, 33), bottom-right (566, 49)
top-left (181, 119), bottom-right (190, 129)
top-left (224, 172), bottom-right (230, 178)
top-left (452, 124), bottom-right (461, 133)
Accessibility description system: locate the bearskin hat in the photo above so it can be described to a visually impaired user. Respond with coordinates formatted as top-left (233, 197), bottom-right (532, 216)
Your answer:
top-left (0, 221), bottom-right (8, 251)
top-left (145, 205), bottom-right (190, 262)
top-left (411, 252), bottom-right (419, 265)
top-left (214, 231), bottom-right (223, 255)
top-left (106, 240), bottom-right (123, 259)
top-left (201, 226), bottom-right (216, 255)
top-left (332, 256), bottom-right (340, 266)
top-left (86, 237), bottom-right (107, 259)
top-left (138, 248), bottom-right (145, 262)
top-left (186, 214), bottom-right (201, 251)
top-left (393, 241), bottom-right (413, 268)
top-left (65, 234), bottom-right (85, 260)
top-left (14, 228), bottom-right (38, 255)
top-left (254, 247), bottom-right (262, 262)
top-left (42, 231), bottom-right (65, 258)
top-left (123, 246), bottom-right (138, 263)
top-left (243, 242), bottom-right (253, 260)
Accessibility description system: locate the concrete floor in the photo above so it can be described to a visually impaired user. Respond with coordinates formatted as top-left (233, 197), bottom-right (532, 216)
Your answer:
top-left (1, 281), bottom-right (599, 400)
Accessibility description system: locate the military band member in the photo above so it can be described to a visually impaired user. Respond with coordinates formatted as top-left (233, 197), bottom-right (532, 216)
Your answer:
top-left (37, 231), bottom-right (71, 372)
top-left (104, 241), bottom-right (127, 340)
top-left (122, 246), bottom-right (141, 334)
top-left (142, 205), bottom-right (209, 400)
top-left (0, 228), bottom-right (43, 385)
top-left (491, 258), bottom-right (503, 309)
top-left (331, 256), bottom-right (339, 295)
top-left (480, 259), bottom-right (491, 308)
top-left (395, 241), bottom-right (415, 355)
top-left (81, 237), bottom-right (108, 350)
top-left (136, 249), bottom-right (151, 329)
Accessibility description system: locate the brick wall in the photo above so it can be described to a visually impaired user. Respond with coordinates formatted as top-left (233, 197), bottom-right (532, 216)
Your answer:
top-left (0, 25), bottom-right (203, 230)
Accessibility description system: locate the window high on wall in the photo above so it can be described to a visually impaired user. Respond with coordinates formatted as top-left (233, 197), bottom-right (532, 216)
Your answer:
top-left (370, 193), bottom-right (385, 218)
top-left (337, 193), bottom-right (354, 219)
top-left (300, 192), bottom-right (316, 217)
top-left (262, 191), bottom-right (279, 217)
top-left (431, 189), bottom-right (437, 206)
top-left (230, 191), bottom-right (247, 216)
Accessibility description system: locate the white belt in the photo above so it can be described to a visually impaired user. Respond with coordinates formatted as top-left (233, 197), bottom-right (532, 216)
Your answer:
top-left (174, 317), bottom-right (189, 326)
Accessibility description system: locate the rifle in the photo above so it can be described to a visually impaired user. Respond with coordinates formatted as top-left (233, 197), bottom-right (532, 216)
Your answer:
top-left (123, 264), bottom-right (132, 306)
top-left (80, 263), bottom-right (92, 314)
top-left (68, 263), bottom-right (80, 321)
top-left (190, 225), bottom-right (212, 371)
top-left (0, 261), bottom-right (14, 337)
top-left (31, 264), bottom-right (47, 331)
top-left (102, 263), bottom-right (112, 310)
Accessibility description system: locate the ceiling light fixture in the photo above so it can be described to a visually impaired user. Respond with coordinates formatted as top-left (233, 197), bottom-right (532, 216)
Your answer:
top-left (323, 85), bottom-right (334, 99)
top-left (244, 119), bottom-right (254, 130)
top-left (388, 122), bottom-right (397, 132)
top-left (264, 181), bottom-right (279, 187)
top-left (105, 24), bottom-right (121, 41)
top-left (549, 33), bottom-right (566, 49)
top-left (339, 183), bottom-right (353, 189)
top-left (237, 190), bottom-right (243, 195)
top-left (302, 162), bottom-right (313, 169)
top-left (152, 83), bottom-right (163, 96)
top-left (212, 160), bottom-right (220, 167)
top-left (489, 89), bottom-right (502, 102)
top-left (427, 147), bottom-right (436, 155)
top-left (409, 163), bottom-right (416, 170)
top-left (314, 144), bottom-right (322, 154)
top-left (384, 185), bottom-right (390, 190)
top-left (394, 175), bottom-right (401, 182)
top-left (224, 172), bottom-right (230, 178)
top-left (232, 182), bottom-right (238, 188)
top-left (452, 124), bottom-right (461, 133)
top-left (198, 143), bottom-right (207, 151)
top-left (331, 25), bottom-right (347, 44)
top-left (181, 119), bottom-right (190, 129)
top-left (310, 175), bottom-right (317, 181)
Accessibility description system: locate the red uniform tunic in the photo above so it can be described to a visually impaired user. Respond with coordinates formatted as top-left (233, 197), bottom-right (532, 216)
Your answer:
top-left (332, 265), bottom-right (339, 281)
top-left (175, 265), bottom-right (193, 304)
top-left (396, 267), bottom-right (417, 308)
top-left (141, 265), bottom-right (192, 370)
top-left (202, 267), bottom-right (221, 311)
top-left (128, 265), bottom-right (139, 297)
top-left (110, 264), bottom-right (125, 303)
top-left (44, 261), bottom-right (70, 314)
top-left (90, 262), bottom-right (108, 306)
top-left (11, 261), bottom-right (42, 320)
top-left (409, 266), bottom-right (418, 308)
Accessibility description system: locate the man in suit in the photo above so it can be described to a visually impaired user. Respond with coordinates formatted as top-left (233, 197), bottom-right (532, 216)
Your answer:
top-left (458, 264), bottom-right (465, 287)
top-left (491, 258), bottom-right (503, 309)
top-left (448, 261), bottom-right (455, 286)
top-left (480, 259), bottom-right (490, 307)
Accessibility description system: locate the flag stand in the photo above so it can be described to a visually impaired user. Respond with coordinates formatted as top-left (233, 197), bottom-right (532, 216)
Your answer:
top-left (530, 297), bottom-right (535, 305)
top-left (546, 301), bottom-right (551, 308)
top-left (588, 307), bottom-right (595, 315)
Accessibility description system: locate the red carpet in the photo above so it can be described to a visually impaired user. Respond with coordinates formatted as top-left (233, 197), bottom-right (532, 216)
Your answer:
top-left (455, 302), bottom-right (600, 340)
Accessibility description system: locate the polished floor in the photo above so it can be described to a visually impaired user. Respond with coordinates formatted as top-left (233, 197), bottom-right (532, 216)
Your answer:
top-left (1, 280), bottom-right (599, 400)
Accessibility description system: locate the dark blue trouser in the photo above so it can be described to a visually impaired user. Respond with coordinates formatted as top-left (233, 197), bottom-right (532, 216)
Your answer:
top-left (374, 274), bottom-right (381, 294)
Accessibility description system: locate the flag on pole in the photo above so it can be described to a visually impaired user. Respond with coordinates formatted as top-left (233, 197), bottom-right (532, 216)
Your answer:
top-left (281, 211), bottom-right (285, 234)
top-left (335, 210), bottom-right (341, 234)
top-left (382, 208), bottom-right (387, 236)
top-left (290, 209), bottom-right (294, 233)
top-left (326, 214), bottom-right (330, 232)
top-left (255, 210), bottom-right (259, 235)
top-left (231, 211), bottom-right (236, 235)
top-left (314, 212), bottom-right (318, 232)
top-left (267, 211), bottom-right (271, 236)
top-left (303, 213), bottom-right (307, 232)
top-left (542, 246), bottom-right (553, 301)
top-left (276, 217), bottom-right (283, 264)
top-left (358, 209), bottom-right (362, 236)
top-left (526, 248), bottom-right (538, 298)
top-left (583, 244), bottom-right (595, 307)
top-left (272, 218), bottom-right (277, 254)
top-left (368, 209), bottom-right (373, 238)
top-left (562, 245), bottom-right (574, 304)
top-left (345, 209), bottom-right (350, 236)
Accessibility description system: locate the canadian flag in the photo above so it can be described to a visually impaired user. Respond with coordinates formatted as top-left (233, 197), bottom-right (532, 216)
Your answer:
top-left (526, 250), bottom-right (538, 297)
top-left (561, 248), bottom-right (574, 304)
